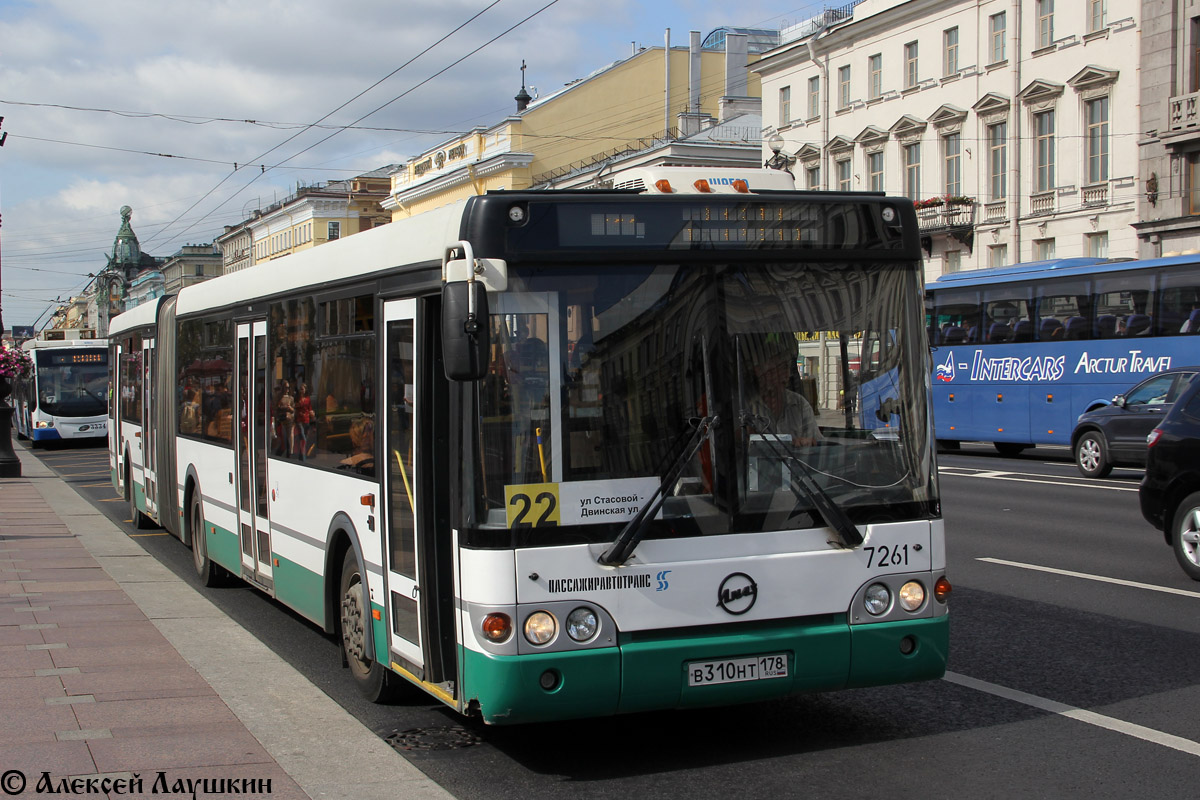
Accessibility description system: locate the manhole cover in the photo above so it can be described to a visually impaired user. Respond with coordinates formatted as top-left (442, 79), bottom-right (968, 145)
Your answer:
top-left (385, 726), bottom-right (482, 751)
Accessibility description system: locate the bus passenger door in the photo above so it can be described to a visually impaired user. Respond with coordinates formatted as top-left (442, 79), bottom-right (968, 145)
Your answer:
top-left (236, 321), bottom-right (273, 586)
top-left (382, 299), bottom-right (424, 673)
top-left (141, 338), bottom-right (157, 519)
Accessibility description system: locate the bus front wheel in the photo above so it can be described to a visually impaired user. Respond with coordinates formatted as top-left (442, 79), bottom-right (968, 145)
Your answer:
top-left (339, 549), bottom-right (397, 703)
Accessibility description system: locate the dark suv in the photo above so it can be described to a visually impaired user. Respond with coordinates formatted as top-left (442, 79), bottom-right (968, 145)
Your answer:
top-left (1139, 373), bottom-right (1200, 581)
top-left (1071, 368), bottom-right (1198, 478)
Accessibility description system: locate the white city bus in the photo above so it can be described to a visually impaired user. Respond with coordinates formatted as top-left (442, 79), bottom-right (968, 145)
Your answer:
top-left (14, 334), bottom-right (109, 447)
top-left (111, 172), bottom-right (949, 724)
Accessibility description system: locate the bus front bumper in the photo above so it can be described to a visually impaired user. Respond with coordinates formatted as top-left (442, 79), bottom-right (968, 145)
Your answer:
top-left (461, 614), bottom-right (948, 725)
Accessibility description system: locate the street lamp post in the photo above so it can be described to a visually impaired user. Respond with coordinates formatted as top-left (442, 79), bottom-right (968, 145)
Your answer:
top-left (0, 149), bottom-right (21, 477)
top-left (764, 133), bottom-right (795, 177)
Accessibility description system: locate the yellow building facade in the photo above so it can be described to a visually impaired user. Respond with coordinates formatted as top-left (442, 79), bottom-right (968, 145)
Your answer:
top-left (385, 38), bottom-right (761, 218)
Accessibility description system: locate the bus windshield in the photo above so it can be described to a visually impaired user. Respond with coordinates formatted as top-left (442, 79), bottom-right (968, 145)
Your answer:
top-left (468, 260), bottom-right (935, 546)
top-left (35, 349), bottom-right (109, 418)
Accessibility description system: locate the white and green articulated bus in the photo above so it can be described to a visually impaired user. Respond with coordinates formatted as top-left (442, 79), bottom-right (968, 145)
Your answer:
top-left (109, 174), bottom-right (949, 725)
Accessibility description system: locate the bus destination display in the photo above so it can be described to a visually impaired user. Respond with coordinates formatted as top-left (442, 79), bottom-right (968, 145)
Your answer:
top-left (41, 351), bottom-right (107, 366)
top-left (508, 201), bottom-right (903, 252)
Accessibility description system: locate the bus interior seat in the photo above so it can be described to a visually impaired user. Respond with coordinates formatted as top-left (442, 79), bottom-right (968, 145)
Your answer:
top-left (1187, 308), bottom-right (1200, 332)
top-left (943, 326), bottom-right (967, 344)
top-left (1012, 320), bottom-right (1034, 342)
top-left (1124, 314), bottom-right (1151, 336)
top-left (1064, 316), bottom-right (1089, 340)
top-left (987, 323), bottom-right (1013, 343)
top-left (1039, 318), bottom-right (1064, 340)
top-left (966, 326), bottom-right (979, 342)
top-left (1094, 314), bottom-right (1117, 338)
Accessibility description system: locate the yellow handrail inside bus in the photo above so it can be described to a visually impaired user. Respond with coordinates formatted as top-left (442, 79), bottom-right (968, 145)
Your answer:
top-left (393, 449), bottom-right (415, 511)
top-left (536, 426), bottom-right (547, 482)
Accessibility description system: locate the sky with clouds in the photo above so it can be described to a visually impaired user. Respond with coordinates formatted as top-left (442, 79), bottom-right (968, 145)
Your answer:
top-left (0, 0), bottom-right (828, 327)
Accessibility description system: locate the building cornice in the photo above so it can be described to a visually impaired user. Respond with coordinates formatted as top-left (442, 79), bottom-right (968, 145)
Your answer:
top-left (384, 152), bottom-right (534, 208)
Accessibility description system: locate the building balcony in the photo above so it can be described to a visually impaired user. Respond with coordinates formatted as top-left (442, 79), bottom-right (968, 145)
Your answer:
top-left (915, 199), bottom-right (976, 253)
top-left (1169, 91), bottom-right (1200, 133)
top-left (1082, 181), bottom-right (1109, 208)
top-left (1029, 191), bottom-right (1056, 217)
top-left (915, 200), bottom-right (976, 233)
top-left (983, 200), bottom-right (1008, 224)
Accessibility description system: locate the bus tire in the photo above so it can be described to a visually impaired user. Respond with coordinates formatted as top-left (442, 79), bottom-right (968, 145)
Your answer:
top-left (1171, 492), bottom-right (1200, 582)
top-left (189, 492), bottom-right (225, 587)
top-left (339, 549), bottom-right (397, 702)
top-left (993, 442), bottom-right (1029, 457)
top-left (1074, 431), bottom-right (1112, 478)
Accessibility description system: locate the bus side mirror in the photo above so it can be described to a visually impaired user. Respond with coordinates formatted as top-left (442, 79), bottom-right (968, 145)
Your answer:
top-left (442, 280), bottom-right (490, 381)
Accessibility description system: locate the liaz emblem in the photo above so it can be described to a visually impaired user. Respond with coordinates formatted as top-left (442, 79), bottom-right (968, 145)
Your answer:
top-left (717, 572), bottom-right (758, 615)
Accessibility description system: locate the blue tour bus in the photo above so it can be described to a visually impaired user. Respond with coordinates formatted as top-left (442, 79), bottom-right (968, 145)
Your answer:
top-left (925, 255), bottom-right (1200, 455)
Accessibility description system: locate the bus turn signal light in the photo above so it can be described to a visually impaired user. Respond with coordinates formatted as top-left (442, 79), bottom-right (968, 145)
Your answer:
top-left (693, 179), bottom-right (713, 193)
top-left (934, 576), bottom-right (952, 603)
top-left (732, 179), bottom-right (750, 193)
top-left (654, 179), bottom-right (673, 193)
top-left (482, 613), bottom-right (512, 643)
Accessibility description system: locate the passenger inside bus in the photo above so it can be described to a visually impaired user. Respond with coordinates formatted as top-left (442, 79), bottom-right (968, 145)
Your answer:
top-left (339, 416), bottom-right (375, 474)
top-left (744, 339), bottom-right (823, 448)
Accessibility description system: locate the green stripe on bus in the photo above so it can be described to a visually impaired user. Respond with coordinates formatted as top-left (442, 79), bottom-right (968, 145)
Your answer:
top-left (272, 553), bottom-right (325, 627)
top-left (205, 521), bottom-right (240, 577)
top-left (371, 602), bottom-right (387, 662)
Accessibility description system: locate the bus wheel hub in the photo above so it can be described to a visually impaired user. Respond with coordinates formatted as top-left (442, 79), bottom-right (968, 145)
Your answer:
top-left (341, 590), bottom-right (366, 663)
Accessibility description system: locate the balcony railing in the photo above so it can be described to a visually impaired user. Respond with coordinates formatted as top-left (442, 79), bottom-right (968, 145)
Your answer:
top-left (1029, 191), bottom-right (1056, 216)
top-left (1169, 91), bottom-right (1200, 132)
top-left (1082, 181), bottom-right (1109, 207)
top-left (984, 200), bottom-right (1007, 224)
top-left (915, 200), bottom-right (976, 233)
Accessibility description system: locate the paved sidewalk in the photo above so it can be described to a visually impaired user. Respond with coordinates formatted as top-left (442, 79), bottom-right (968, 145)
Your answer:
top-left (1, 447), bottom-right (453, 800)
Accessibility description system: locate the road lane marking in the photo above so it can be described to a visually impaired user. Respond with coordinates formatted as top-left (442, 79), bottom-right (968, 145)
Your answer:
top-left (944, 671), bottom-right (1200, 757)
top-left (129, 532), bottom-right (170, 537)
top-left (939, 468), bottom-right (1138, 492)
top-left (977, 557), bottom-right (1200, 599)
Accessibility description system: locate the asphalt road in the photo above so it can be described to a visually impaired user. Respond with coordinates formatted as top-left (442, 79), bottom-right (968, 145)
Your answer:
top-left (24, 439), bottom-right (1200, 799)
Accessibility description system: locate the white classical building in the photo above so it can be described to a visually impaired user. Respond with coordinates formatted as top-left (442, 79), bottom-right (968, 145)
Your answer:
top-left (754, 0), bottom-right (1138, 280)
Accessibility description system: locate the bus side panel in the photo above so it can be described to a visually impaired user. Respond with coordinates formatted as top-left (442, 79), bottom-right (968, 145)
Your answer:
top-left (1036, 386), bottom-right (1074, 442)
top-left (268, 460), bottom-right (382, 629)
top-left (178, 438), bottom-right (239, 567)
top-left (991, 384), bottom-right (1030, 442)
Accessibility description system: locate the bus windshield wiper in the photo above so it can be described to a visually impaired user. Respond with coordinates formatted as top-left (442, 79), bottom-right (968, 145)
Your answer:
top-left (741, 412), bottom-right (863, 548)
top-left (598, 415), bottom-right (718, 567)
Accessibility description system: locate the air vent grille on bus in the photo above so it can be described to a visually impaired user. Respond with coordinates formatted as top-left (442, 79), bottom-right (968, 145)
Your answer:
top-left (613, 178), bottom-right (646, 191)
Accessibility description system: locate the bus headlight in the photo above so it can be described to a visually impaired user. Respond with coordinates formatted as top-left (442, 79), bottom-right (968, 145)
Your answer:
top-left (863, 583), bottom-right (891, 616)
top-left (35, 421), bottom-right (52, 429)
top-left (524, 611), bottom-right (557, 645)
top-left (565, 607), bottom-right (599, 642)
top-left (898, 581), bottom-right (925, 611)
